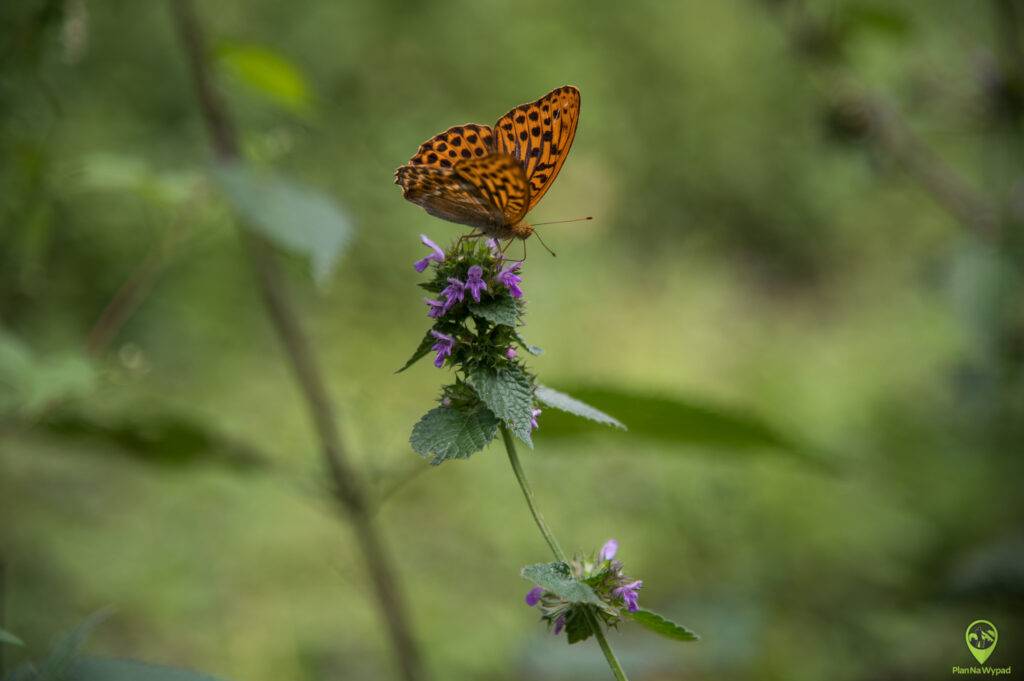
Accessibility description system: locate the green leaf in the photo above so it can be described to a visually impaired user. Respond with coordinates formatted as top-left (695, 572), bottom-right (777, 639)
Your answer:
top-left (520, 562), bottom-right (604, 607)
top-left (215, 43), bottom-right (313, 116)
top-left (468, 296), bottom-right (518, 327)
top-left (0, 628), bottom-right (24, 647)
top-left (77, 153), bottom-right (199, 205)
top-left (67, 657), bottom-right (229, 681)
top-left (41, 411), bottom-right (267, 471)
top-left (564, 608), bottom-right (594, 645)
top-left (513, 331), bottom-right (543, 356)
top-left (536, 384), bottom-right (827, 469)
top-left (0, 329), bottom-right (97, 418)
top-left (626, 608), bottom-right (700, 642)
top-left (38, 608), bottom-right (113, 681)
top-left (535, 384), bottom-right (625, 430)
top-left (410, 403), bottom-right (500, 465)
top-left (214, 163), bottom-right (352, 285)
top-left (468, 366), bottom-right (534, 447)
top-left (396, 331), bottom-right (435, 373)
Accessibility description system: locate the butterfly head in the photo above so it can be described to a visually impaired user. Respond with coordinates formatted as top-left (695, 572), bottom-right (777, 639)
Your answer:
top-left (511, 221), bottom-right (533, 239)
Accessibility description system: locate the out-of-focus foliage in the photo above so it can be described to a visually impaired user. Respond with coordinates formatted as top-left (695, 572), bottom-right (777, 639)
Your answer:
top-left (2, 0), bottom-right (1023, 680)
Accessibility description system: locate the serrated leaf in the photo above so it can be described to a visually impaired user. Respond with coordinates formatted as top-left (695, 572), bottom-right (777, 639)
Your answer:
top-left (520, 562), bottom-right (604, 606)
top-left (564, 607), bottom-right (594, 645)
top-left (38, 608), bottom-right (113, 681)
top-left (214, 163), bottom-right (352, 285)
top-left (468, 367), bottom-right (534, 447)
top-left (67, 657), bottom-right (230, 681)
top-left (513, 332), bottom-right (543, 356)
top-left (410, 403), bottom-right (499, 465)
top-left (396, 331), bottom-right (435, 373)
top-left (0, 627), bottom-right (24, 647)
top-left (626, 608), bottom-right (699, 642)
top-left (215, 42), bottom-right (313, 117)
top-left (535, 385), bottom-right (625, 430)
top-left (468, 295), bottom-right (518, 327)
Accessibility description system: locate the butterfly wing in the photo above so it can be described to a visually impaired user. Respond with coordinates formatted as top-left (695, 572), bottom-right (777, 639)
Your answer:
top-left (405, 123), bottom-right (497, 170)
top-left (494, 85), bottom-right (580, 210)
top-left (453, 152), bottom-right (530, 226)
top-left (395, 164), bottom-right (505, 228)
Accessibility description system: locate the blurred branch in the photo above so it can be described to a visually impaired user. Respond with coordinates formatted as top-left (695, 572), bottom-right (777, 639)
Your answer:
top-left (167, 3), bottom-right (428, 681)
top-left (0, 558), bottom-right (6, 676)
top-left (768, 0), bottom-right (1000, 240)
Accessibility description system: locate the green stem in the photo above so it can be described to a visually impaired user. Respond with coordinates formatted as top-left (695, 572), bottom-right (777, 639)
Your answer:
top-left (499, 424), bottom-right (630, 681)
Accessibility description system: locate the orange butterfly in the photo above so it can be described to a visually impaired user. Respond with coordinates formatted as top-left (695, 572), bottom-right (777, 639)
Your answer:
top-left (395, 85), bottom-right (581, 243)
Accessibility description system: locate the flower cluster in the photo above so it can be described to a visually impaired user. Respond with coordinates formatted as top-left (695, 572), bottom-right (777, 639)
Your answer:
top-left (525, 539), bottom-right (644, 638)
top-left (405, 235), bottom-right (544, 449)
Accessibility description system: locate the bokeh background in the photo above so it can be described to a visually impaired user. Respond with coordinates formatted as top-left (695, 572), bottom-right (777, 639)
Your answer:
top-left (2, 0), bottom-right (1023, 679)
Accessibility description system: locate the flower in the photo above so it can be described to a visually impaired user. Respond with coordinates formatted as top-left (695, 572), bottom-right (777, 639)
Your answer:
top-left (553, 615), bottom-right (566, 635)
top-left (599, 539), bottom-right (618, 562)
top-left (413, 234), bottom-right (445, 272)
top-left (497, 262), bottom-right (524, 298)
top-left (505, 347), bottom-right (518, 360)
top-left (465, 265), bottom-right (488, 302)
top-left (441, 277), bottom-right (466, 312)
top-left (613, 580), bottom-right (643, 612)
top-left (430, 330), bottom-right (455, 368)
top-left (530, 407), bottom-right (542, 430)
top-left (486, 238), bottom-right (502, 259)
top-left (525, 586), bottom-right (544, 607)
top-left (424, 298), bottom-right (445, 318)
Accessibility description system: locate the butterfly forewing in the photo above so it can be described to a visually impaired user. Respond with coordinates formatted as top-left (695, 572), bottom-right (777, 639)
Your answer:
top-left (454, 153), bottom-right (530, 225)
top-left (494, 85), bottom-right (580, 210)
top-left (407, 123), bottom-right (497, 170)
top-left (395, 164), bottom-right (504, 228)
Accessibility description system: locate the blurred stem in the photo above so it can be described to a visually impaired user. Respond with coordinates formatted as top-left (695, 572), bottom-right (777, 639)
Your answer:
top-left (499, 425), bottom-right (629, 681)
top-left (0, 558), bottom-right (6, 677)
top-left (168, 3), bottom-right (428, 681)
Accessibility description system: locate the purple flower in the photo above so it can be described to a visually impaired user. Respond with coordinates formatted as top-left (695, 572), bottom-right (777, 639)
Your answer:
top-left (599, 539), bottom-right (618, 562)
top-left (430, 330), bottom-right (455, 368)
top-left (487, 238), bottom-right (502, 259)
top-left (441, 277), bottom-right (466, 312)
top-left (553, 615), bottom-right (566, 635)
top-left (525, 586), bottom-right (544, 607)
top-left (505, 347), bottom-right (518, 360)
top-left (530, 408), bottom-right (542, 430)
top-left (497, 262), bottom-right (523, 298)
top-left (466, 265), bottom-right (488, 302)
top-left (613, 580), bottom-right (643, 612)
top-left (424, 298), bottom-right (445, 318)
top-left (414, 234), bottom-right (445, 272)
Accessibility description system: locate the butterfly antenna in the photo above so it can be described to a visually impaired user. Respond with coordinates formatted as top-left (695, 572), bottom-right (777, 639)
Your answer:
top-left (531, 216), bottom-right (594, 227)
top-left (533, 229), bottom-right (557, 257)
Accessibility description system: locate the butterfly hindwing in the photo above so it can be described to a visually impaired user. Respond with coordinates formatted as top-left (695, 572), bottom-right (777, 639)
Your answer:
top-left (394, 164), bottom-right (504, 228)
top-left (494, 85), bottom-right (580, 210)
top-left (454, 152), bottom-right (530, 225)
top-left (407, 123), bottom-right (497, 170)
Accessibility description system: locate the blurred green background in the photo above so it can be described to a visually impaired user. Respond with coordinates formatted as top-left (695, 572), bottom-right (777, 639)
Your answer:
top-left (2, 0), bottom-right (1023, 679)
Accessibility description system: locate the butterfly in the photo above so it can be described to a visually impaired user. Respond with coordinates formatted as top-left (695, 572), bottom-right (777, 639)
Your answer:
top-left (394, 85), bottom-right (581, 243)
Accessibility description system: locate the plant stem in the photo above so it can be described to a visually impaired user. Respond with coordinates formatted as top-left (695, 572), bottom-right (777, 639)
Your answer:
top-left (169, 2), bottom-right (428, 680)
top-left (499, 425), bottom-right (565, 561)
top-left (499, 425), bottom-right (630, 681)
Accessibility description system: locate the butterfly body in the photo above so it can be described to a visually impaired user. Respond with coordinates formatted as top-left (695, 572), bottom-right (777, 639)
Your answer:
top-left (395, 86), bottom-right (580, 241)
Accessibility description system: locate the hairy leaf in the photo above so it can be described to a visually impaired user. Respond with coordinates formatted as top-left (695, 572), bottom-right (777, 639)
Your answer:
top-left (564, 607), bottom-right (594, 645)
top-left (626, 608), bottom-right (699, 642)
top-left (469, 366), bottom-right (534, 447)
top-left (513, 331), bottom-right (543, 356)
top-left (214, 163), bottom-right (352, 285)
top-left (520, 562), bottom-right (603, 606)
top-left (410, 403), bottom-right (500, 464)
top-left (535, 384), bottom-right (625, 430)
top-left (468, 295), bottom-right (518, 327)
